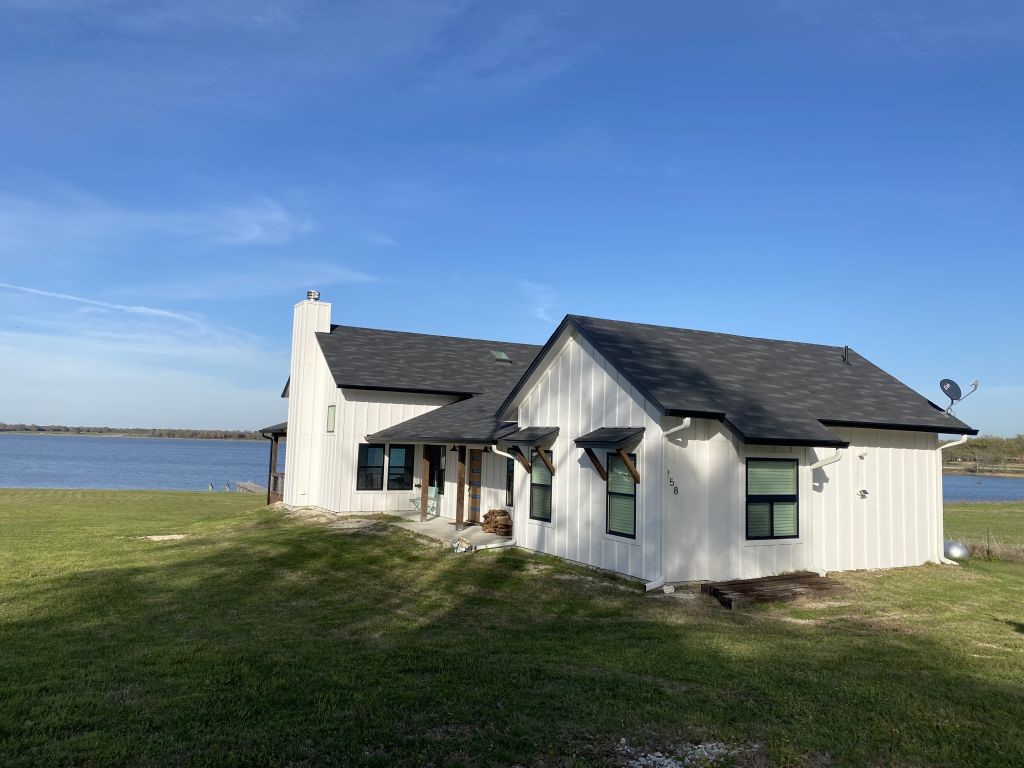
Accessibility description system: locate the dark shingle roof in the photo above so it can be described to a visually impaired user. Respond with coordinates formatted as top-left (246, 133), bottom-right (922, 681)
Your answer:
top-left (317, 325), bottom-right (541, 443)
top-left (260, 421), bottom-right (288, 437)
top-left (499, 315), bottom-right (976, 447)
top-left (318, 325), bottom-right (539, 395)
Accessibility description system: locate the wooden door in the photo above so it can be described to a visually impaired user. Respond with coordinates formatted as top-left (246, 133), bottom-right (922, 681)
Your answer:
top-left (468, 449), bottom-right (483, 523)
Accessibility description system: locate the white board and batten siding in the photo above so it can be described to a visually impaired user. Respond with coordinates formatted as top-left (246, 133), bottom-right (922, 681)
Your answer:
top-left (511, 332), bottom-right (665, 582)
top-left (807, 428), bottom-right (942, 574)
top-left (661, 424), bottom-right (944, 582)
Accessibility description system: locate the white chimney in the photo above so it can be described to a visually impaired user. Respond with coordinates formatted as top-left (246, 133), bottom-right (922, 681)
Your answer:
top-left (283, 291), bottom-right (331, 506)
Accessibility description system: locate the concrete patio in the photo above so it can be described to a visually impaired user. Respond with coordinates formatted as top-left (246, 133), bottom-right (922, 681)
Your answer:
top-left (394, 512), bottom-right (514, 550)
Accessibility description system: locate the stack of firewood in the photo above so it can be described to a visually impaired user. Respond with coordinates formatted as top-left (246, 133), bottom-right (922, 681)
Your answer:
top-left (481, 508), bottom-right (513, 536)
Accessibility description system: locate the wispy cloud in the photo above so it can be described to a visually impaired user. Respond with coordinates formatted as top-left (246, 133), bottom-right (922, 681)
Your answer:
top-left (425, 8), bottom-right (583, 91)
top-left (776, 1), bottom-right (1024, 54)
top-left (519, 281), bottom-right (557, 322)
top-left (0, 190), bottom-right (314, 253)
top-left (0, 282), bottom-right (203, 326)
top-left (122, 262), bottom-right (378, 300)
top-left (0, 278), bottom-right (288, 428)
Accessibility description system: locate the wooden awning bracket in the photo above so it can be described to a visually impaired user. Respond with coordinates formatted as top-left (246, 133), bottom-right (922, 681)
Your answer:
top-left (536, 446), bottom-right (556, 477)
top-left (511, 445), bottom-right (531, 473)
top-left (583, 447), bottom-right (607, 481)
top-left (617, 447), bottom-right (641, 483)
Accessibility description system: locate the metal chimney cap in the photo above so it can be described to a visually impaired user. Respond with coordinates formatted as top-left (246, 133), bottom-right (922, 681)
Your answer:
top-left (306, 290), bottom-right (320, 301)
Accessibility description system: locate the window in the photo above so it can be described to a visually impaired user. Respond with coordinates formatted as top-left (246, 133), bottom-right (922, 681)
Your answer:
top-left (505, 457), bottom-right (515, 507)
top-left (606, 452), bottom-right (637, 538)
top-left (529, 448), bottom-right (553, 522)
top-left (746, 459), bottom-right (798, 539)
top-left (356, 444), bottom-right (384, 490)
top-left (387, 444), bottom-right (415, 491)
top-left (326, 404), bottom-right (336, 433)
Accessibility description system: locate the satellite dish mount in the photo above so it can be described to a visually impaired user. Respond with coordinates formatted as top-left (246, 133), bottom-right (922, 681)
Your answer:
top-left (939, 378), bottom-right (978, 415)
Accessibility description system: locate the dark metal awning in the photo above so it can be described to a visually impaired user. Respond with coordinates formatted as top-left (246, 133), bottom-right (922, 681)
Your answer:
top-left (500, 426), bottom-right (559, 446)
top-left (260, 422), bottom-right (288, 438)
top-left (574, 427), bottom-right (645, 447)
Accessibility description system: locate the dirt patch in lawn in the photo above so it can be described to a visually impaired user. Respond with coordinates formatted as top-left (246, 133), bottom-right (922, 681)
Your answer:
top-left (133, 534), bottom-right (189, 541)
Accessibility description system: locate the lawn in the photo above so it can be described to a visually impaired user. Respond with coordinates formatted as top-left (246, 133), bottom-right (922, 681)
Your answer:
top-left (944, 500), bottom-right (1024, 552)
top-left (1, 490), bottom-right (1023, 767)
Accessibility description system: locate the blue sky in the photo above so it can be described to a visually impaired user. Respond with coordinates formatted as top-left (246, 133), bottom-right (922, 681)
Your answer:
top-left (0, 0), bottom-right (1020, 434)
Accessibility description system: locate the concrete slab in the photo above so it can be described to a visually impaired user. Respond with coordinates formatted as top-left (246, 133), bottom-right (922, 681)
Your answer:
top-left (394, 512), bottom-right (513, 550)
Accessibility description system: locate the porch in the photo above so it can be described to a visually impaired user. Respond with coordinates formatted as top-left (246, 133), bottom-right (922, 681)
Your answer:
top-left (260, 422), bottom-right (287, 505)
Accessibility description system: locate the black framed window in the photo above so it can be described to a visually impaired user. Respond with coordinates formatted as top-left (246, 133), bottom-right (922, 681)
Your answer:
top-left (387, 444), bottom-right (415, 490)
top-left (606, 452), bottom-right (637, 538)
top-left (505, 457), bottom-right (515, 507)
top-left (529, 449), bottom-right (553, 522)
top-left (746, 458), bottom-right (798, 539)
top-left (356, 444), bottom-right (384, 490)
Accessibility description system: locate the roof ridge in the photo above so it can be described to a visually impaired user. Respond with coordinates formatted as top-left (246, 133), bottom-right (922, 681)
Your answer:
top-left (327, 324), bottom-right (541, 350)
top-left (568, 314), bottom-right (849, 353)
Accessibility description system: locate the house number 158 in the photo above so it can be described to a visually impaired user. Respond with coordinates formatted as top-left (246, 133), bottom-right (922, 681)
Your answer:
top-left (666, 470), bottom-right (679, 495)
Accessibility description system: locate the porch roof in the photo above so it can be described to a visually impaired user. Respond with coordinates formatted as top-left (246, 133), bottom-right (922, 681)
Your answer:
top-left (366, 391), bottom-right (520, 445)
top-left (260, 422), bottom-right (287, 437)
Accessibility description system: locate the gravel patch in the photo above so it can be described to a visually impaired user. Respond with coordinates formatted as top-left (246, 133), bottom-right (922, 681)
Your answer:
top-left (618, 738), bottom-right (754, 767)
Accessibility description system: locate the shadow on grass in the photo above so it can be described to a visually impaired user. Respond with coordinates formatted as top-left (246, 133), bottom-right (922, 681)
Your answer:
top-left (2, 515), bottom-right (1023, 767)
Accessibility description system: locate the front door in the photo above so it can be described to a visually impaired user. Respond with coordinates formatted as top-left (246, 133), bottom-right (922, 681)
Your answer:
top-left (468, 449), bottom-right (483, 523)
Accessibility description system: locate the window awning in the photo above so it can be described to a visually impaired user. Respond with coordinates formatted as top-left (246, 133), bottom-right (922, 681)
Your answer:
top-left (575, 427), bottom-right (644, 483)
top-left (574, 427), bottom-right (645, 447)
top-left (500, 426), bottom-right (559, 446)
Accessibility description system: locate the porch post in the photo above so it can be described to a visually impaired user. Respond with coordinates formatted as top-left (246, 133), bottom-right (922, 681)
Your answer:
top-left (265, 436), bottom-right (279, 505)
top-left (455, 446), bottom-right (466, 531)
top-left (420, 452), bottom-right (429, 522)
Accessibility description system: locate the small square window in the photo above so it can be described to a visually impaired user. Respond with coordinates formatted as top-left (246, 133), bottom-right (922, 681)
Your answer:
top-left (746, 459), bottom-right (798, 539)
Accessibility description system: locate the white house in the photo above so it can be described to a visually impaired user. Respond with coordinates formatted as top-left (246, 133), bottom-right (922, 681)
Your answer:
top-left (265, 291), bottom-right (976, 587)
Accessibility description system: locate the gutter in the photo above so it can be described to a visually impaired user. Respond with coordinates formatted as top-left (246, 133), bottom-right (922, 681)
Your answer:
top-left (646, 418), bottom-right (693, 593)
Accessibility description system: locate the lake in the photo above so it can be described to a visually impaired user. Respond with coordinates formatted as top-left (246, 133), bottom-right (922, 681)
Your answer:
top-left (1, 433), bottom-right (1023, 501)
top-left (0, 433), bottom-right (283, 492)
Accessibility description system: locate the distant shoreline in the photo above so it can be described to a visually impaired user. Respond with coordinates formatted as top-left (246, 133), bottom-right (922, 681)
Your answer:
top-left (0, 431), bottom-right (264, 441)
top-left (943, 469), bottom-right (1024, 479)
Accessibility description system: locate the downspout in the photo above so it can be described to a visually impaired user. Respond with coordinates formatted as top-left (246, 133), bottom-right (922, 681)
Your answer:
top-left (809, 448), bottom-right (843, 471)
top-left (937, 435), bottom-right (971, 565)
top-left (645, 418), bottom-right (693, 593)
top-left (481, 444), bottom-right (519, 550)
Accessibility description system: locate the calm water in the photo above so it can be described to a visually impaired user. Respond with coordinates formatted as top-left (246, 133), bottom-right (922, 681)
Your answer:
top-left (942, 473), bottom-right (1024, 502)
top-left (1, 433), bottom-right (1023, 500)
top-left (0, 433), bottom-right (282, 492)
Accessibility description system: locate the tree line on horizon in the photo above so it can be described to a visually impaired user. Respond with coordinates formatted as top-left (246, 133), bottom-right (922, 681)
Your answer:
top-left (0, 423), bottom-right (264, 440)
top-left (942, 434), bottom-right (1024, 464)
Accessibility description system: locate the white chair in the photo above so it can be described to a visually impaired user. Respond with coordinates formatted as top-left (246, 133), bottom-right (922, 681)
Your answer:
top-left (426, 486), bottom-right (440, 517)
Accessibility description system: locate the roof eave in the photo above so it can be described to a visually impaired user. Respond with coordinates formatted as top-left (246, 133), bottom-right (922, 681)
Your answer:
top-left (819, 419), bottom-right (979, 436)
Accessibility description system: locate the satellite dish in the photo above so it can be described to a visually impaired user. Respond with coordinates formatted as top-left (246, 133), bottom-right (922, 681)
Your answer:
top-left (940, 379), bottom-right (962, 402)
top-left (940, 378), bottom-right (979, 414)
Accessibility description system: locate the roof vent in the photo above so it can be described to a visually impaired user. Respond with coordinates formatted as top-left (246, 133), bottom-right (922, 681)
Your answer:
top-left (306, 290), bottom-right (320, 301)
top-left (490, 350), bottom-right (512, 363)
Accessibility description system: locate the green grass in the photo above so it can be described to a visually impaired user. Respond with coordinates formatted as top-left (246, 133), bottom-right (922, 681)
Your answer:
top-left (945, 500), bottom-right (1024, 548)
top-left (2, 490), bottom-right (1023, 767)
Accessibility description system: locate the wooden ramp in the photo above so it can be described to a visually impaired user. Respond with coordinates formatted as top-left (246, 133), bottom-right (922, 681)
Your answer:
top-left (701, 571), bottom-right (842, 609)
top-left (236, 481), bottom-right (265, 494)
